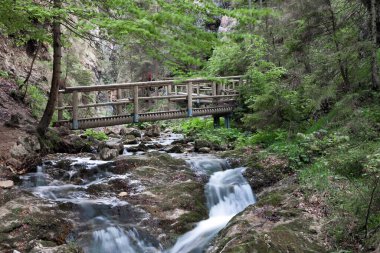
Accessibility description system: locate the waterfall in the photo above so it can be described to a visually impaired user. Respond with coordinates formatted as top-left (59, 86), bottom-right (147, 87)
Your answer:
top-left (21, 153), bottom-right (255, 253)
top-left (169, 167), bottom-right (256, 253)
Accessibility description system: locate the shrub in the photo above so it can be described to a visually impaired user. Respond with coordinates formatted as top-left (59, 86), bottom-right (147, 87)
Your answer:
top-left (83, 129), bottom-right (108, 141)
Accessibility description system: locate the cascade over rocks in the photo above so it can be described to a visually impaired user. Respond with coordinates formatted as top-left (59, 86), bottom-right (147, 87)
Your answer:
top-left (0, 191), bottom-right (76, 252)
top-left (207, 176), bottom-right (328, 253)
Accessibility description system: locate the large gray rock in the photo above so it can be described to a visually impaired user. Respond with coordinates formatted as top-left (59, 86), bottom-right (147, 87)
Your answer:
top-left (10, 135), bottom-right (41, 159)
top-left (0, 180), bottom-right (14, 188)
top-left (194, 139), bottom-right (213, 152)
top-left (144, 125), bottom-right (160, 137)
top-left (166, 145), bottom-right (185, 154)
top-left (100, 147), bottom-right (119, 161)
top-left (120, 127), bottom-right (141, 137)
top-left (123, 135), bottom-right (138, 145)
top-left (10, 143), bottom-right (29, 159)
top-left (198, 147), bottom-right (211, 153)
top-left (126, 143), bottom-right (148, 152)
top-left (99, 138), bottom-right (124, 154)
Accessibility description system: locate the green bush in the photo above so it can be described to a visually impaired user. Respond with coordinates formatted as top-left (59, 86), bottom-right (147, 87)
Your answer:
top-left (83, 129), bottom-right (108, 141)
top-left (27, 85), bottom-right (47, 119)
top-left (0, 70), bottom-right (9, 78)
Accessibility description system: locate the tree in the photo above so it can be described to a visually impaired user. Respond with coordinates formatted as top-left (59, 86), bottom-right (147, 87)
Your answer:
top-left (0, 0), bottom-right (224, 134)
top-left (370, 0), bottom-right (380, 90)
top-left (37, 0), bottom-right (62, 135)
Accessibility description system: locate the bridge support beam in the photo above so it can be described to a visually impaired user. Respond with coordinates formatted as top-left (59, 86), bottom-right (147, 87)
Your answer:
top-left (213, 115), bottom-right (220, 128)
top-left (58, 92), bottom-right (63, 121)
top-left (133, 85), bottom-right (139, 123)
top-left (116, 89), bottom-right (123, 115)
top-left (187, 82), bottom-right (193, 117)
top-left (224, 114), bottom-right (231, 129)
top-left (72, 91), bottom-right (79, 130)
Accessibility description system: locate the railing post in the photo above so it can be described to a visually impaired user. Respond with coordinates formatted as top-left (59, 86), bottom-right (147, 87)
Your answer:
top-left (116, 89), bottom-right (122, 115)
top-left (187, 82), bottom-right (193, 117)
top-left (224, 114), bottom-right (231, 128)
top-left (213, 115), bottom-right (220, 128)
top-left (167, 84), bottom-right (171, 111)
top-left (58, 92), bottom-right (63, 121)
top-left (133, 85), bottom-right (139, 123)
top-left (72, 91), bottom-right (79, 130)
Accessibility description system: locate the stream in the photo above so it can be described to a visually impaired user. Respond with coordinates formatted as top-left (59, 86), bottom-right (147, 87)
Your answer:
top-left (20, 133), bottom-right (256, 253)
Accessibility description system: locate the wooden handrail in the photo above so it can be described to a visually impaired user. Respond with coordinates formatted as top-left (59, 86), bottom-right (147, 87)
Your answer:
top-left (59, 75), bottom-right (243, 93)
top-left (56, 75), bottom-right (244, 129)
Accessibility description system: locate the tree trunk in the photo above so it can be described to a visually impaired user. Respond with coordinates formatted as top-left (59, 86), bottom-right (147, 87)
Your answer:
top-left (326, 0), bottom-right (351, 91)
top-left (22, 42), bottom-right (41, 102)
top-left (371, 0), bottom-right (380, 90)
top-left (37, 0), bottom-right (62, 135)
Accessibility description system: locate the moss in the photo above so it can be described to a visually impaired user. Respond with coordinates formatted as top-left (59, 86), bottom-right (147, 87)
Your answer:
top-left (39, 240), bottom-right (58, 247)
top-left (257, 191), bottom-right (284, 207)
top-left (217, 221), bottom-right (326, 253)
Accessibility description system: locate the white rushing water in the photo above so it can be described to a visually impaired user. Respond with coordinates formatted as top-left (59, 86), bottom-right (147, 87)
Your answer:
top-left (21, 153), bottom-right (255, 253)
top-left (169, 167), bottom-right (256, 253)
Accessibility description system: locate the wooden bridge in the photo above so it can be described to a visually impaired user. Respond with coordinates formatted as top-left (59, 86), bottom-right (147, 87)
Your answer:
top-left (55, 76), bottom-right (244, 130)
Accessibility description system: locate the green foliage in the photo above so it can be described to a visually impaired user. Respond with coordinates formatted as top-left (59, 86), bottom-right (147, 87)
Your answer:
top-left (83, 129), bottom-right (108, 141)
top-left (27, 85), bottom-right (47, 119)
top-left (176, 118), bottom-right (242, 146)
top-left (0, 70), bottom-right (9, 78)
top-left (237, 129), bottom-right (287, 147)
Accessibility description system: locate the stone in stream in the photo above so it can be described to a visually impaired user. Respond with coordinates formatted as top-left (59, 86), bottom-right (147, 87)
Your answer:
top-left (126, 143), bottom-right (148, 153)
top-left (118, 192), bottom-right (128, 197)
top-left (120, 127), bottom-right (142, 137)
top-left (0, 180), bottom-right (14, 188)
top-left (99, 138), bottom-right (124, 154)
top-left (99, 147), bottom-right (119, 161)
top-left (144, 125), bottom-right (160, 137)
top-left (165, 145), bottom-right (185, 154)
top-left (194, 139), bottom-right (213, 152)
top-left (198, 147), bottom-right (211, 153)
top-left (123, 134), bottom-right (138, 145)
top-left (0, 191), bottom-right (75, 252)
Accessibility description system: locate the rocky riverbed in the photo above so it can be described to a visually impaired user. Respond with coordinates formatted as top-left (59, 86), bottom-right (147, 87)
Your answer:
top-left (0, 125), bottom-right (330, 253)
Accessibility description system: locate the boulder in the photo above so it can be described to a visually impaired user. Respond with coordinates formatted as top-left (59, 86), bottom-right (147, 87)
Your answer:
top-left (10, 143), bottom-right (29, 159)
top-left (141, 136), bottom-right (152, 142)
top-left (126, 143), bottom-right (148, 153)
top-left (137, 143), bottom-right (148, 152)
top-left (105, 139), bottom-right (124, 153)
top-left (99, 138), bottom-right (124, 154)
top-left (166, 145), bottom-right (185, 154)
top-left (120, 127), bottom-right (141, 138)
top-left (198, 147), bottom-right (211, 153)
top-left (100, 147), bottom-right (119, 161)
top-left (56, 134), bottom-right (94, 154)
top-left (118, 192), bottom-right (128, 197)
top-left (123, 135), bottom-right (138, 145)
top-left (144, 125), bottom-right (160, 137)
top-left (194, 139), bottom-right (213, 152)
top-left (4, 113), bottom-right (22, 128)
top-left (9, 135), bottom-right (42, 171)
top-left (0, 180), bottom-right (14, 188)
top-left (104, 128), bottom-right (119, 136)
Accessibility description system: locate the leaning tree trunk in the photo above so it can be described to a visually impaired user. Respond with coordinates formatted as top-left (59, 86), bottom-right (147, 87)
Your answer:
top-left (37, 0), bottom-right (62, 135)
top-left (371, 0), bottom-right (380, 90)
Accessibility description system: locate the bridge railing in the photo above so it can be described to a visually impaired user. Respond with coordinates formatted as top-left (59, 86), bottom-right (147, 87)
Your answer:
top-left (55, 75), bottom-right (244, 129)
